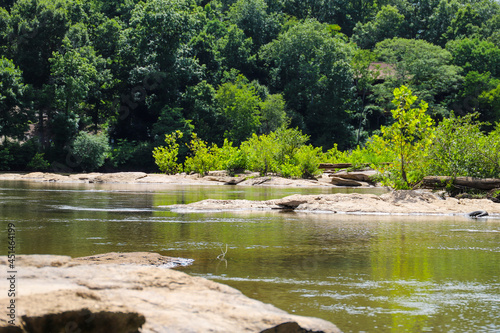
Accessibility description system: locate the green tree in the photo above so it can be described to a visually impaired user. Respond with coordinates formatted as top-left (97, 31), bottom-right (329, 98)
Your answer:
top-left (352, 5), bottom-right (405, 49)
top-left (374, 38), bottom-right (462, 116)
top-left (70, 131), bottom-right (110, 172)
top-left (371, 86), bottom-right (434, 189)
top-left (260, 19), bottom-right (355, 149)
top-left (446, 38), bottom-right (500, 77)
top-left (0, 57), bottom-right (31, 140)
top-left (259, 93), bottom-right (288, 134)
top-left (227, 0), bottom-right (282, 49)
top-left (215, 75), bottom-right (261, 144)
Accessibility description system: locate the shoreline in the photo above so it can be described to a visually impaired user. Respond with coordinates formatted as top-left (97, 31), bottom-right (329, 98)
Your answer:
top-left (0, 170), bottom-right (381, 188)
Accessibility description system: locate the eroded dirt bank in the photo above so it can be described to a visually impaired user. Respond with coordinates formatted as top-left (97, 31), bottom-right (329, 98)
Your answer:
top-left (166, 190), bottom-right (500, 216)
top-left (0, 253), bottom-right (340, 333)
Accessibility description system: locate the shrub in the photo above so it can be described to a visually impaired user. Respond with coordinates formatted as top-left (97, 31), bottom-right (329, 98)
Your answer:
top-left (294, 145), bottom-right (323, 178)
top-left (26, 153), bottom-right (50, 171)
top-left (426, 113), bottom-right (500, 178)
top-left (0, 148), bottom-right (13, 171)
top-left (184, 133), bottom-right (218, 176)
top-left (213, 139), bottom-right (246, 175)
top-left (70, 131), bottom-right (111, 172)
top-left (153, 131), bottom-right (183, 174)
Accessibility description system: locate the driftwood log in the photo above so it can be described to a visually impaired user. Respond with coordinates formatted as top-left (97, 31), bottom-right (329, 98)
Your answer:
top-left (421, 176), bottom-right (500, 190)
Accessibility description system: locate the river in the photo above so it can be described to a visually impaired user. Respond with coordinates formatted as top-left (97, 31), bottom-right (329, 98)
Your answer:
top-left (0, 180), bottom-right (499, 332)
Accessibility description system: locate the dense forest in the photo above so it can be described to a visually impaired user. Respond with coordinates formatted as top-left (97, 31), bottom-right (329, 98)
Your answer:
top-left (0, 0), bottom-right (499, 174)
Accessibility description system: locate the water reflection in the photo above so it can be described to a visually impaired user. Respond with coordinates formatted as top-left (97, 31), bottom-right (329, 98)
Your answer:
top-left (0, 180), bottom-right (499, 332)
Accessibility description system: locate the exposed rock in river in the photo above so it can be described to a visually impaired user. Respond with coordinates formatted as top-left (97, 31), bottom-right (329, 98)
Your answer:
top-left (167, 190), bottom-right (500, 216)
top-left (0, 253), bottom-right (340, 333)
top-left (0, 171), bottom-right (380, 188)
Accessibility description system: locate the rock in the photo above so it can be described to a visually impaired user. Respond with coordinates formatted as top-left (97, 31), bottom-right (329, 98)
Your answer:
top-left (70, 252), bottom-right (194, 268)
top-left (0, 254), bottom-right (340, 333)
top-left (204, 176), bottom-right (247, 185)
top-left (0, 254), bottom-right (71, 268)
top-left (94, 172), bottom-right (147, 183)
top-left (331, 170), bottom-right (378, 183)
top-left (329, 176), bottom-right (363, 187)
top-left (206, 170), bottom-right (230, 177)
top-left (274, 194), bottom-right (316, 209)
top-left (167, 190), bottom-right (500, 216)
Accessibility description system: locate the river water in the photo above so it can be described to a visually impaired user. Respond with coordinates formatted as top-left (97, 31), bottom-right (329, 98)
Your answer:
top-left (0, 180), bottom-right (499, 332)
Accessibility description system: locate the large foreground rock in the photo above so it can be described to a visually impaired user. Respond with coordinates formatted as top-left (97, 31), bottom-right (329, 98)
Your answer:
top-left (0, 254), bottom-right (340, 333)
top-left (167, 190), bottom-right (500, 216)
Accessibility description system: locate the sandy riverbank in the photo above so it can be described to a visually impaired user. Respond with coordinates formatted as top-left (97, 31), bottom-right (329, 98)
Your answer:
top-left (0, 170), bottom-right (379, 187)
top-left (0, 252), bottom-right (340, 333)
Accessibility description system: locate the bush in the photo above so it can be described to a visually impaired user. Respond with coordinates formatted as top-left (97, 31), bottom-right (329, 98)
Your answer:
top-left (26, 153), bottom-right (50, 171)
top-left (153, 131), bottom-right (183, 174)
top-left (294, 145), bottom-right (323, 178)
top-left (213, 139), bottom-right (246, 175)
top-left (425, 113), bottom-right (500, 178)
top-left (184, 133), bottom-right (218, 176)
top-left (0, 148), bottom-right (13, 171)
top-left (108, 139), bottom-right (157, 171)
top-left (70, 132), bottom-right (111, 172)
top-left (0, 139), bottom-right (38, 171)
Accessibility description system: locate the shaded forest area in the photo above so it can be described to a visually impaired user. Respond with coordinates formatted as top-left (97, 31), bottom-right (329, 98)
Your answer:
top-left (0, 0), bottom-right (499, 172)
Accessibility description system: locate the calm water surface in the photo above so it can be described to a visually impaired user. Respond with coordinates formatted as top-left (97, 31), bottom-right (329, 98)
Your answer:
top-left (0, 180), bottom-right (499, 333)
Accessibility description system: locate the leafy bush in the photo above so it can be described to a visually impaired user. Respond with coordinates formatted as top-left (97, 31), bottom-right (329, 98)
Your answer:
top-left (425, 114), bottom-right (500, 178)
top-left (0, 148), bottom-right (13, 171)
top-left (26, 153), bottom-right (50, 171)
top-left (153, 131), bottom-right (183, 174)
top-left (0, 139), bottom-right (38, 171)
top-left (213, 139), bottom-right (246, 175)
top-left (109, 139), bottom-right (158, 171)
top-left (240, 132), bottom-right (277, 175)
top-left (293, 145), bottom-right (323, 178)
top-left (70, 131), bottom-right (111, 172)
top-left (184, 133), bottom-right (219, 176)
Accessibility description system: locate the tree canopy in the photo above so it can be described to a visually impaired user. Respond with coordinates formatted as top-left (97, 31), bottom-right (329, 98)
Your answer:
top-left (0, 0), bottom-right (499, 172)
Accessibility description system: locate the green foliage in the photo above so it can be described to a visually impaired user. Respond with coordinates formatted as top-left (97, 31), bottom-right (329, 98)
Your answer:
top-left (215, 75), bottom-right (261, 144)
top-left (259, 94), bottom-right (288, 134)
top-left (0, 147), bottom-right (13, 171)
top-left (425, 113), bottom-right (500, 178)
top-left (2, 0), bottom-right (500, 174)
top-left (26, 153), bottom-right (50, 171)
top-left (240, 127), bottom-right (315, 177)
top-left (214, 139), bottom-right (246, 175)
top-left (184, 133), bottom-right (219, 176)
top-left (352, 5), bottom-right (405, 49)
top-left (374, 38), bottom-right (463, 116)
top-left (446, 38), bottom-right (500, 77)
top-left (260, 19), bottom-right (355, 149)
top-left (370, 86), bottom-right (435, 189)
top-left (153, 131), bottom-right (183, 174)
top-left (0, 57), bottom-right (30, 139)
top-left (70, 131), bottom-right (111, 172)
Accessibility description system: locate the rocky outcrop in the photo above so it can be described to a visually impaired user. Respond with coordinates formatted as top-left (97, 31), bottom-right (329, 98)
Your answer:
top-left (167, 190), bottom-right (500, 216)
top-left (0, 254), bottom-right (340, 333)
top-left (328, 177), bottom-right (364, 187)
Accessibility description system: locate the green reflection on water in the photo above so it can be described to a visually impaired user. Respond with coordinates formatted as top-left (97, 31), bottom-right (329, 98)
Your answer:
top-left (0, 180), bottom-right (499, 333)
